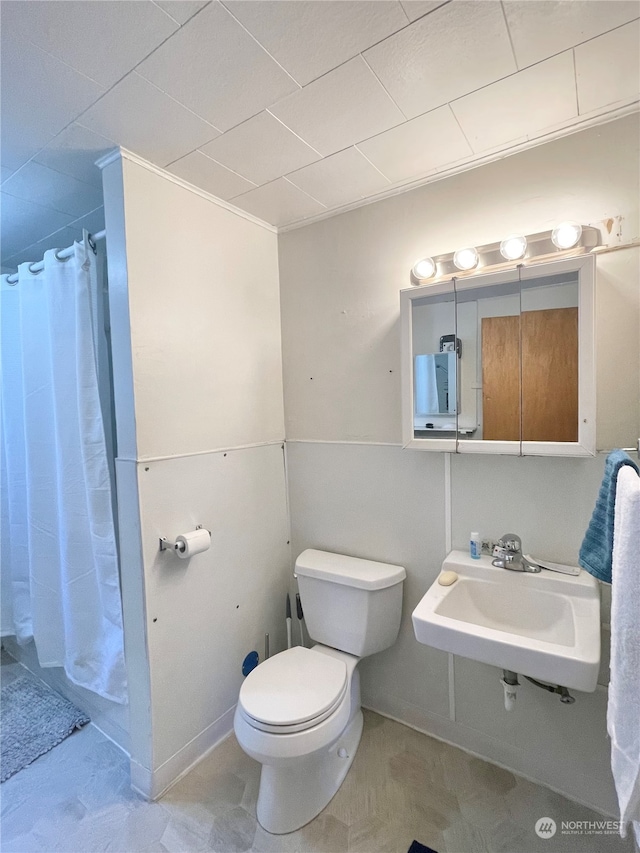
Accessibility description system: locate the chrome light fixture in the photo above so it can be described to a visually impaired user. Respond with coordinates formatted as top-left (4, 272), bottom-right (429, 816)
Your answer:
top-left (453, 247), bottom-right (479, 271)
top-left (552, 221), bottom-right (582, 250)
top-left (411, 257), bottom-right (436, 282)
top-left (407, 224), bottom-right (599, 286)
top-left (499, 235), bottom-right (527, 261)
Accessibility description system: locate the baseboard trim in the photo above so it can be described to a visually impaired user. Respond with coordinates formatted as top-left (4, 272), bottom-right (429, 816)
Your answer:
top-left (131, 705), bottom-right (236, 801)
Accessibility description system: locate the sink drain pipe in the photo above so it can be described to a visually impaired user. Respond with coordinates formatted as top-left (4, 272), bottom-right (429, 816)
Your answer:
top-left (501, 670), bottom-right (519, 711)
top-left (501, 670), bottom-right (575, 709)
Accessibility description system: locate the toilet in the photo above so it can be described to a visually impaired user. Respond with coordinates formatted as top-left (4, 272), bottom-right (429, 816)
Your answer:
top-left (234, 548), bottom-right (406, 834)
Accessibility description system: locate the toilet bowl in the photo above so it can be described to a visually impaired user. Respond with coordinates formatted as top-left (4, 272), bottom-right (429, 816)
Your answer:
top-left (233, 549), bottom-right (405, 834)
top-left (234, 645), bottom-right (362, 834)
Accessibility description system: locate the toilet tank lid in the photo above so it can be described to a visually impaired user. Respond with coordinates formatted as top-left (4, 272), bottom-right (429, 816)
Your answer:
top-left (295, 549), bottom-right (406, 590)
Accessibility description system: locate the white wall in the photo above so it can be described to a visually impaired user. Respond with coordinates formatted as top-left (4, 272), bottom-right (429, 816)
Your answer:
top-left (279, 114), bottom-right (640, 446)
top-left (102, 152), bottom-right (289, 797)
top-left (279, 114), bottom-right (640, 815)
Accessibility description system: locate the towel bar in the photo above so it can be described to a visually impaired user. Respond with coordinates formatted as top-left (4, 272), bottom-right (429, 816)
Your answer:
top-left (619, 439), bottom-right (640, 454)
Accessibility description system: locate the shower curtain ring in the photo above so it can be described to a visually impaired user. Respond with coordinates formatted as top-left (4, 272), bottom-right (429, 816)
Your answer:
top-left (28, 262), bottom-right (40, 274)
top-left (54, 249), bottom-right (70, 262)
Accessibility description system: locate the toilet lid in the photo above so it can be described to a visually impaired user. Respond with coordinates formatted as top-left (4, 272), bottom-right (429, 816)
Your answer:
top-left (239, 647), bottom-right (348, 727)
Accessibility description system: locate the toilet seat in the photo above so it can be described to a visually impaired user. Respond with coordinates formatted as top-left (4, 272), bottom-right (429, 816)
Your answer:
top-left (238, 647), bottom-right (348, 734)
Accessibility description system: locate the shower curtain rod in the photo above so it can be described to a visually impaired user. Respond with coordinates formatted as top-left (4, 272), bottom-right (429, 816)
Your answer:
top-left (4, 230), bottom-right (106, 284)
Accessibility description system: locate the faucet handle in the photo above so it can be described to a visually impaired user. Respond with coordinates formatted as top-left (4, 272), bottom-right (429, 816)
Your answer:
top-left (498, 533), bottom-right (522, 553)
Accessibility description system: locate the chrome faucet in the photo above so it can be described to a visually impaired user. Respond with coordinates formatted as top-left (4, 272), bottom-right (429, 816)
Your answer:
top-left (492, 534), bottom-right (541, 573)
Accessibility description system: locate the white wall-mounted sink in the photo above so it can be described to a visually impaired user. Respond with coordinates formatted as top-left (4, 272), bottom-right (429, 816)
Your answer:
top-left (412, 551), bottom-right (600, 692)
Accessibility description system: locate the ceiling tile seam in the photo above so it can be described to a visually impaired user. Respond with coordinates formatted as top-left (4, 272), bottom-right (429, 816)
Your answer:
top-left (225, 174), bottom-right (326, 210)
top-left (3, 204), bottom-right (105, 266)
top-left (102, 0), bottom-right (214, 80)
top-left (169, 38), bottom-right (603, 197)
top-left (29, 126), bottom-right (118, 183)
top-left (446, 103), bottom-right (476, 155)
top-left (356, 1), bottom-right (453, 69)
top-left (5, 1), bottom-right (215, 96)
top-left (7, 4), bottom-right (634, 185)
top-left (388, 44), bottom-right (583, 128)
top-left (0, 187), bottom-right (80, 220)
top-left (257, 34), bottom-right (400, 95)
top-left (264, 110), bottom-right (324, 158)
top-left (499, 0), bottom-right (520, 70)
top-left (7, 32), bottom-right (110, 90)
top-left (504, 14), bottom-right (640, 76)
top-left (29, 153), bottom-right (110, 191)
top-left (277, 103), bottom-right (640, 234)
top-left (4, 157), bottom-right (106, 197)
top-left (149, 0), bottom-right (182, 26)
top-left (0, 145), bottom-right (54, 195)
top-left (125, 71), bottom-right (224, 137)
top-left (572, 48), bottom-right (582, 117)
top-left (280, 176), bottom-right (327, 209)
top-left (406, 0), bottom-right (454, 26)
top-left (217, 0), bottom-right (422, 90)
top-left (217, 0), bottom-right (302, 90)
top-left (359, 52), bottom-right (409, 121)
top-left (397, 1), bottom-right (411, 25)
top-left (220, 1), bottom-right (420, 93)
top-left (5, 5), bottom-right (220, 186)
top-left (283, 142), bottom-right (391, 186)
top-left (352, 145), bottom-right (393, 183)
top-left (183, 149), bottom-right (259, 189)
top-left (64, 3), bottom-right (222, 134)
top-left (151, 0), bottom-right (212, 28)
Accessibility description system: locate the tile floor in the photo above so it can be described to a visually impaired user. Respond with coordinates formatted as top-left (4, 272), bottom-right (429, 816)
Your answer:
top-left (1, 651), bottom-right (635, 853)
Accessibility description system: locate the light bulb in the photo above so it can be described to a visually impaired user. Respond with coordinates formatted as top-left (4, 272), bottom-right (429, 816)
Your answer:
top-left (453, 247), bottom-right (479, 271)
top-left (552, 222), bottom-right (582, 250)
top-left (500, 235), bottom-right (527, 261)
top-left (412, 257), bottom-right (436, 281)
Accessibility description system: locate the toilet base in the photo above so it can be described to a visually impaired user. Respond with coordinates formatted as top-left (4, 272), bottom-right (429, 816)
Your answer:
top-left (256, 708), bottom-right (364, 835)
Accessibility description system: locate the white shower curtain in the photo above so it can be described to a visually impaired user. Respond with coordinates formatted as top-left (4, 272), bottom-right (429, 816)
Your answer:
top-left (0, 241), bottom-right (127, 703)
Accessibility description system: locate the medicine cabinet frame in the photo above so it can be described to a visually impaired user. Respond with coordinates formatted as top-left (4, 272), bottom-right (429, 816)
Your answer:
top-left (400, 254), bottom-right (596, 456)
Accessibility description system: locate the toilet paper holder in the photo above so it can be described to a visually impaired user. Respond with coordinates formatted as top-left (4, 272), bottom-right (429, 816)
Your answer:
top-left (159, 525), bottom-right (210, 554)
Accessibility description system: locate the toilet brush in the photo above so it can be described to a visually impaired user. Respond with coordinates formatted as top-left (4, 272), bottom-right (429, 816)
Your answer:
top-left (286, 594), bottom-right (292, 649)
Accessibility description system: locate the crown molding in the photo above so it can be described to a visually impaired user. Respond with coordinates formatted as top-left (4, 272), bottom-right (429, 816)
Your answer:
top-left (94, 147), bottom-right (122, 171)
top-left (278, 102), bottom-right (640, 233)
top-left (94, 102), bottom-right (638, 238)
top-left (94, 146), bottom-right (277, 234)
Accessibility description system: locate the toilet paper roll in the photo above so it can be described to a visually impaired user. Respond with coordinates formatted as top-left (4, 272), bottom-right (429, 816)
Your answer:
top-left (174, 528), bottom-right (210, 559)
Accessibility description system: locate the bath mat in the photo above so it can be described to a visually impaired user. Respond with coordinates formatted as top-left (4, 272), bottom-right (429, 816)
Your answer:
top-left (1, 674), bottom-right (89, 782)
top-left (407, 842), bottom-right (438, 853)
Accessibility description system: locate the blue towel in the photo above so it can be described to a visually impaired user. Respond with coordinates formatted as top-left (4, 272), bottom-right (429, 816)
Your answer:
top-left (579, 450), bottom-right (639, 583)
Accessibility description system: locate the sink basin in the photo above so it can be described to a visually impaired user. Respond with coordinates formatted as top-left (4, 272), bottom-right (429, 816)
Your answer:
top-left (412, 550), bottom-right (600, 692)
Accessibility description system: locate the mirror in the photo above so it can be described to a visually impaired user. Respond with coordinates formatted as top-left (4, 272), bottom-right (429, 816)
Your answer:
top-left (407, 281), bottom-right (458, 446)
top-left (401, 255), bottom-right (595, 456)
top-left (414, 352), bottom-right (457, 417)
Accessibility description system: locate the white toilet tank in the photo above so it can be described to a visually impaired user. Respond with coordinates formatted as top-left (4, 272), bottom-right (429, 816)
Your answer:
top-left (295, 550), bottom-right (406, 657)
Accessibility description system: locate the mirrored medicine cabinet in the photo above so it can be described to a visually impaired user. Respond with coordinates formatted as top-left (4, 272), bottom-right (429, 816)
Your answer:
top-left (400, 255), bottom-right (595, 456)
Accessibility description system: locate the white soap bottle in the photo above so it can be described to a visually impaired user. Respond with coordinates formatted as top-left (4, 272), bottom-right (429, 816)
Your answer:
top-left (470, 532), bottom-right (481, 560)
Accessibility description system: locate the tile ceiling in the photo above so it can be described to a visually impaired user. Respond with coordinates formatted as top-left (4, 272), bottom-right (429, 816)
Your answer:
top-left (1, 0), bottom-right (639, 269)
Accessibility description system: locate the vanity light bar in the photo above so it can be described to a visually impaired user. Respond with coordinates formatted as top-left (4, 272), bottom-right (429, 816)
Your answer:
top-left (410, 225), bottom-right (600, 285)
